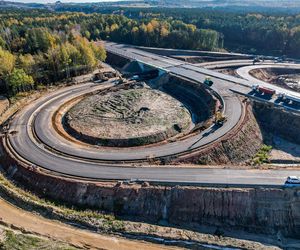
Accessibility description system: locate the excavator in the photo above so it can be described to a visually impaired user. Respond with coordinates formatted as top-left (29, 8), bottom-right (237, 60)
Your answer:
top-left (214, 111), bottom-right (227, 126)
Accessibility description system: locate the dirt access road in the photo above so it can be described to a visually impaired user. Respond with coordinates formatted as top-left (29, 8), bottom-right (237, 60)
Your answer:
top-left (0, 198), bottom-right (176, 250)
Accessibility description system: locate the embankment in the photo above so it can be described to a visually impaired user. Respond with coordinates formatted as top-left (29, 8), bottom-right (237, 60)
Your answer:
top-left (173, 101), bottom-right (263, 165)
top-left (252, 101), bottom-right (300, 145)
top-left (159, 74), bottom-right (216, 123)
top-left (106, 52), bottom-right (130, 68)
top-left (0, 148), bottom-right (299, 239)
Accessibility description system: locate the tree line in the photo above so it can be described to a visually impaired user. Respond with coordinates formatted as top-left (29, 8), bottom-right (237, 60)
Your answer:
top-left (101, 7), bottom-right (300, 57)
top-left (0, 10), bottom-right (107, 96)
top-left (0, 9), bottom-right (224, 96)
top-left (3, 7), bottom-right (298, 96)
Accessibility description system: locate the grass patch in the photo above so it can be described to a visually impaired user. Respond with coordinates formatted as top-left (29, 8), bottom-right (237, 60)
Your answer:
top-left (252, 144), bottom-right (273, 165)
top-left (0, 229), bottom-right (78, 250)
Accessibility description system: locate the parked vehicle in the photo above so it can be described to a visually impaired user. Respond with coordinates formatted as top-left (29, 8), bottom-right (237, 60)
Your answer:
top-left (253, 57), bottom-right (262, 64)
top-left (275, 56), bottom-right (286, 63)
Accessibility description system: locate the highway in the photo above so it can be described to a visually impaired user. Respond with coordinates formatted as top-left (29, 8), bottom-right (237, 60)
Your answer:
top-left (4, 42), bottom-right (300, 186)
top-left (194, 59), bottom-right (276, 69)
top-left (106, 42), bottom-right (300, 111)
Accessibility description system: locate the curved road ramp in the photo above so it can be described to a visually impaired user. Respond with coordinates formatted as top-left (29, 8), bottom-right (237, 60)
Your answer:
top-left (1, 42), bottom-right (300, 247)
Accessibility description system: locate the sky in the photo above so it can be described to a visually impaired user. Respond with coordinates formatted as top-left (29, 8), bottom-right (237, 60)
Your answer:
top-left (6, 0), bottom-right (123, 3)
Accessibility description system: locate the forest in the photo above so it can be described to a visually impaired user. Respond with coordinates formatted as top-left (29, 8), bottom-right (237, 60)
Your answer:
top-left (0, 9), bottom-right (222, 95)
top-left (96, 7), bottom-right (300, 57)
top-left (1, 7), bottom-right (300, 96)
top-left (56, 5), bottom-right (300, 57)
top-left (0, 10), bottom-right (107, 95)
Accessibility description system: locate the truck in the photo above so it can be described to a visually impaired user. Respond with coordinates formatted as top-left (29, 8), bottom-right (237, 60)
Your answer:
top-left (204, 77), bottom-right (213, 87)
top-left (253, 57), bottom-right (262, 65)
top-left (214, 111), bottom-right (227, 126)
top-left (252, 85), bottom-right (276, 96)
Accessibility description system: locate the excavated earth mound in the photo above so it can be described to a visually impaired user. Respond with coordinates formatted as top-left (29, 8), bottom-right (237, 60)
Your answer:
top-left (249, 68), bottom-right (300, 92)
top-left (64, 85), bottom-right (193, 147)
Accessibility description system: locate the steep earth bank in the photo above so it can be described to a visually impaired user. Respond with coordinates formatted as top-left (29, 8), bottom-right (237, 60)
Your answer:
top-left (1, 146), bottom-right (299, 239)
top-left (252, 101), bottom-right (300, 145)
top-left (106, 52), bottom-right (130, 68)
top-left (0, 171), bottom-right (284, 250)
top-left (173, 101), bottom-right (263, 165)
top-left (159, 74), bottom-right (217, 123)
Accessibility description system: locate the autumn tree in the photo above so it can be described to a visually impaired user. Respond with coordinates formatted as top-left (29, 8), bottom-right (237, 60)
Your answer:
top-left (7, 68), bottom-right (34, 94)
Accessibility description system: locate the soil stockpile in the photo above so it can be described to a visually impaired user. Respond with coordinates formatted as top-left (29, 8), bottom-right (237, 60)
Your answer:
top-left (65, 86), bottom-right (192, 147)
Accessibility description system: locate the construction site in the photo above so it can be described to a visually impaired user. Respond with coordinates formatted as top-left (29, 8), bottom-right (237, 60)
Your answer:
top-left (1, 42), bottom-right (300, 250)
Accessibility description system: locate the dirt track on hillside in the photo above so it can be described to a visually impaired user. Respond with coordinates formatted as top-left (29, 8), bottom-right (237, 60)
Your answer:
top-left (0, 198), bottom-right (176, 250)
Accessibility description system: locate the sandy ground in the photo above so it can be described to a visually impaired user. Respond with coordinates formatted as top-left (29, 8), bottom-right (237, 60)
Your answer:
top-left (67, 87), bottom-right (191, 139)
top-left (269, 136), bottom-right (300, 163)
top-left (0, 197), bottom-right (177, 250)
top-left (0, 96), bottom-right (9, 116)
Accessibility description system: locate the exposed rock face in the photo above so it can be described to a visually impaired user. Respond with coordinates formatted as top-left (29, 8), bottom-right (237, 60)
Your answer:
top-left (1, 151), bottom-right (299, 239)
top-left (252, 101), bottom-right (300, 145)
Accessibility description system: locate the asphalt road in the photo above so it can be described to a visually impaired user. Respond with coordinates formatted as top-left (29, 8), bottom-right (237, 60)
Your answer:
top-left (8, 78), bottom-right (241, 161)
top-left (5, 43), bottom-right (300, 186)
top-left (106, 42), bottom-right (300, 111)
top-left (236, 64), bottom-right (300, 98)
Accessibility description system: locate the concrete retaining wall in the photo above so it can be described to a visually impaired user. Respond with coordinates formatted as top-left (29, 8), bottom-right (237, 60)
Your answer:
top-left (106, 52), bottom-right (130, 68)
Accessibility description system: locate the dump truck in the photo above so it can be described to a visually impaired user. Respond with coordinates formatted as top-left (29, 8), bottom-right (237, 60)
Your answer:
top-left (252, 85), bottom-right (276, 96)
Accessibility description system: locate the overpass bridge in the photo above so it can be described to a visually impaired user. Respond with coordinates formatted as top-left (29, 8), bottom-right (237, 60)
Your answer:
top-left (105, 42), bottom-right (300, 113)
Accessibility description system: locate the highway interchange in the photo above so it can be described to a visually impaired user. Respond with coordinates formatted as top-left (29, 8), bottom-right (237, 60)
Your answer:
top-left (4, 42), bottom-right (300, 187)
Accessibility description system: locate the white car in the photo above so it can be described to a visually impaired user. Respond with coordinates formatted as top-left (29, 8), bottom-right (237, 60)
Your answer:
top-left (285, 176), bottom-right (300, 185)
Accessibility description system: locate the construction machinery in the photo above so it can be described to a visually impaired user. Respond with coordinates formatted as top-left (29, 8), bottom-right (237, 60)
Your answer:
top-left (214, 111), bottom-right (227, 126)
top-left (204, 77), bottom-right (214, 87)
top-left (252, 84), bottom-right (276, 96)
